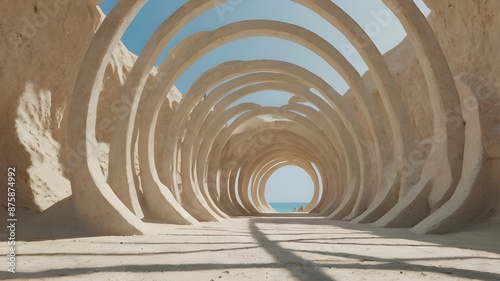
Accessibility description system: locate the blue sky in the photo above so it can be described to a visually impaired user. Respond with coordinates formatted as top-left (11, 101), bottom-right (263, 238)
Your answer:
top-left (265, 165), bottom-right (314, 203)
top-left (100, 0), bottom-right (430, 205)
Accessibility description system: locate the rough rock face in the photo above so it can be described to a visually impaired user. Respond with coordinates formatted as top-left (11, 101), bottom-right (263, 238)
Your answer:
top-left (425, 0), bottom-right (500, 159)
top-left (0, 1), bottom-right (180, 214)
top-left (0, 0), bottom-right (100, 213)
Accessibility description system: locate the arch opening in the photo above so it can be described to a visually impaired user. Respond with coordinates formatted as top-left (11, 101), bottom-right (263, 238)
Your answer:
top-left (264, 165), bottom-right (314, 213)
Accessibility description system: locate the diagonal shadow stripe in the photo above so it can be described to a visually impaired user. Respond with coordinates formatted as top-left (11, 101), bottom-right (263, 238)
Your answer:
top-left (249, 219), bottom-right (336, 281)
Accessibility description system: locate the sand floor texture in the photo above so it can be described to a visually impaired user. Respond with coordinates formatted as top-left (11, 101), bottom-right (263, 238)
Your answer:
top-left (1, 215), bottom-right (499, 281)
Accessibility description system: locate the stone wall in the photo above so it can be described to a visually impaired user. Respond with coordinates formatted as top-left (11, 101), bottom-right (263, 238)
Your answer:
top-left (0, 0), bottom-right (180, 214)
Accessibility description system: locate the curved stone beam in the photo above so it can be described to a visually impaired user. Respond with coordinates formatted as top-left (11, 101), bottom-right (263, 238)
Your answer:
top-left (295, 0), bottom-right (418, 203)
top-left (278, 103), bottom-right (349, 214)
top-left (67, 0), bottom-right (148, 235)
top-left (192, 105), bottom-right (261, 216)
top-left (281, 104), bottom-right (360, 219)
top-left (182, 102), bottom-right (262, 217)
top-left (387, 0), bottom-right (465, 206)
top-left (106, 1), bottom-right (233, 227)
top-left (280, 103), bottom-right (345, 213)
top-left (135, 38), bottom-right (224, 223)
top-left (352, 0), bottom-right (465, 228)
top-left (295, 0), bottom-right (431, 225)
top-left (411, 74), bottom-right (494, 234)
top-left (373, 74), bottom-right (492, 230)
top-left (272, 102), bottom-right (346, 211)
top-left (215, 161), bottom-right (250, 216)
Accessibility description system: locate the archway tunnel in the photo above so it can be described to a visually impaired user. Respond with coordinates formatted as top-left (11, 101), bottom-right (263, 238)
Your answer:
top-left (3, 1), bottom-right (499, 240)
top-left (61, 0), bottom-right (500, 236)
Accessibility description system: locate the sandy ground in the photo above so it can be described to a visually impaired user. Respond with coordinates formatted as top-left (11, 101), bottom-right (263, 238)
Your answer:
top-left (1, 214), bottom-right (499, 281)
